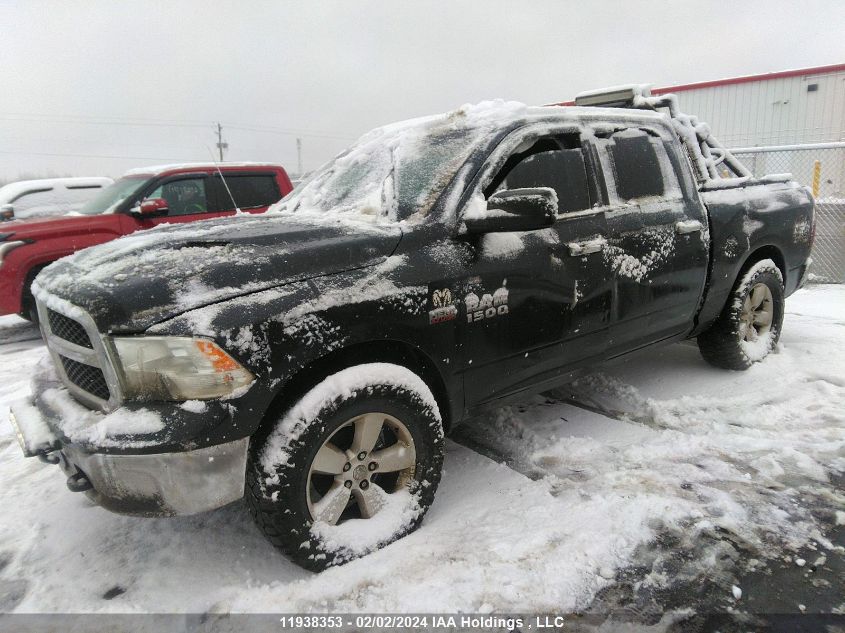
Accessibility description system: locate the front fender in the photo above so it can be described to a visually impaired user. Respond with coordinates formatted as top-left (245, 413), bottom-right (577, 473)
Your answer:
top-left (147, 256), bottom-right (452, 439)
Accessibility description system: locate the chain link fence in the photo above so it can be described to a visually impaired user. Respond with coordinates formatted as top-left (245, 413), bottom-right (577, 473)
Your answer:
top-left (730, 143), bottom-right (845, 283)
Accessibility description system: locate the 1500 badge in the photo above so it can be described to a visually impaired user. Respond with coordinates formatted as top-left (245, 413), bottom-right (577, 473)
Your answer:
top-left (465, 281), bottom-right (509, 323)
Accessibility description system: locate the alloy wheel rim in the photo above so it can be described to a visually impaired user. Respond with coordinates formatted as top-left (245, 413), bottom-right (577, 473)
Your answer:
top-left (306, 412), bottom-right (416, 525)
top-left (740, 282), bottom-right (774, 342)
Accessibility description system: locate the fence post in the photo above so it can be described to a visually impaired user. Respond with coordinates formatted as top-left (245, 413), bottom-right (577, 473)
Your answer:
top-left (812, 160), bottom-right (821, 198)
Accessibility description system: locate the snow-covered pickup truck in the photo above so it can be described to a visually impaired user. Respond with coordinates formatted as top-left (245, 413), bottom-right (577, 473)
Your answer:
top-left (10, 87), bottom-right (814, 571)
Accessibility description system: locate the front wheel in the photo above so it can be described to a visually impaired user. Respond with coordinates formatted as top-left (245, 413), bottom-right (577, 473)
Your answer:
top-left (697, 259), bottom-right (784, 370)
top-left (245, 363), bottom-right (444, 571)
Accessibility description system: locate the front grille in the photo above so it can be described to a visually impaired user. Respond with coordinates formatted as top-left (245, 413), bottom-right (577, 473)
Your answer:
top-left (38, 294), bottom-right (120, 410)
top-left (47, 309), bottom-right (93, 349)
top-left (59, 356), bottom-right (111, 401)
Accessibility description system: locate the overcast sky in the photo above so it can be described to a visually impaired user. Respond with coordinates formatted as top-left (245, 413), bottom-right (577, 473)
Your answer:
top-left (1, 0), bottom-right (843, 182)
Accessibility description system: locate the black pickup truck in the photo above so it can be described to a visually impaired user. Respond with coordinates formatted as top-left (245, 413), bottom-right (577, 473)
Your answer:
top-left (10, 86), bottom-right (814, 570)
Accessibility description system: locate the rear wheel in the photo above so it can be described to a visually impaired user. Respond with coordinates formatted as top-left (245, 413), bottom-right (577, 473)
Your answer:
top-left (245, 363), bottom-right (444, 571)
top-left (697, 259), bottom-right (784, 370)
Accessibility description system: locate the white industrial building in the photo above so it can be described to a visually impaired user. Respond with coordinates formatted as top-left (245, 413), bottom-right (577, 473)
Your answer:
top-left (651, 64), bottom-right (845, 199)
top-left (648, 63), bottom-right (845, 283)
top-left (652, 63), bottom-right (845, 147)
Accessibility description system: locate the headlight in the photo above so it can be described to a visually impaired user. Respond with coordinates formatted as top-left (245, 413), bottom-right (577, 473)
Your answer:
top-left (112, 336), bottom-right (254, 401)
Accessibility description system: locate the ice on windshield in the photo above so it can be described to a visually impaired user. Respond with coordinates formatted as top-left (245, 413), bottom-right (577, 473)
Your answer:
top-left (267, 100), bottom-right (529, 224)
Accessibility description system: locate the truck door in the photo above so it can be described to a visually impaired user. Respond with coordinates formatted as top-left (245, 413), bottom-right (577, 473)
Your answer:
top-left (596, 127), bottom-right (709, 354)
top-left (460, 131), bottom-right (611, 408)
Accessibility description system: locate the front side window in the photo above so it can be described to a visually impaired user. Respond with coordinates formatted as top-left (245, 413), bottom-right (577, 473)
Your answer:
top-left (485, 134), bottom-right (593, 214)
top-left (148, 178), bottom-right (208, 216)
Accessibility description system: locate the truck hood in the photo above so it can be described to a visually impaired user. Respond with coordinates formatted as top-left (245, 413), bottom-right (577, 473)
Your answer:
top-left (34, 214), bottom-right (402, 332)
top-left (1, 213), bottom-right (117, 241)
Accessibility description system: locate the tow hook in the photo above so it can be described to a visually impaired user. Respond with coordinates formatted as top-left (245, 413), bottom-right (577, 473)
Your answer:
top-left (66, 471), bottom-right (93, 493)
top-left (37, 450), bottom-right (60, 465)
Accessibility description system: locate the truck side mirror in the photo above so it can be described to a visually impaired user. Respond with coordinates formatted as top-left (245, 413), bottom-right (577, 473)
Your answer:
top-left (136, 198), bottom-right (169, 216)
top-left (0, 204), bottom-right (14, 221)
top-left (464, 188), bottom-right (556, 234)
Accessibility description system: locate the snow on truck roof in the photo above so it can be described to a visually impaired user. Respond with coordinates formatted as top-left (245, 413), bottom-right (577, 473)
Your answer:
top-left (122, 162), bottom-right (281, 177)
top-left (0, 177), bottom-right (113, 203)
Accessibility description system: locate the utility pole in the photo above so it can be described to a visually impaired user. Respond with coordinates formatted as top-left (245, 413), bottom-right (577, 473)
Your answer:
top-left (215, 122), bottom-right (228, 161)
top-left (296, 137), bottom-right (303, 176)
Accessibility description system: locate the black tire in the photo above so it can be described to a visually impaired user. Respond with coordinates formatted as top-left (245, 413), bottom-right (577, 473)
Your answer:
top-left (19, 266), bottom-right (48, 323)
top-left (19, 294), bottom-right (39, 324)
top-left (697, 259), bottom-right (784, 370)
top-left (245, 363), bottom-right (444, 572)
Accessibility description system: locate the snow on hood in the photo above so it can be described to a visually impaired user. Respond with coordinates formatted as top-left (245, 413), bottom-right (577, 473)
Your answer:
top-left (0, 212), bottom-right (114, 237)
top-left (34, 214), bottom-right (402, 333)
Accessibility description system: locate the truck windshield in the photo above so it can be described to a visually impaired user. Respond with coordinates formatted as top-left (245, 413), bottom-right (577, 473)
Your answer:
top-left (76, 176), bottom-right (149, 215)
top-left (269, 117), bottom-right (483, 223)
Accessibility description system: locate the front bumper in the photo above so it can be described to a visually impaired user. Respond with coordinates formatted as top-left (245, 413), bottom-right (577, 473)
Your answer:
top-left (9, 398), bottom-right (249, 517)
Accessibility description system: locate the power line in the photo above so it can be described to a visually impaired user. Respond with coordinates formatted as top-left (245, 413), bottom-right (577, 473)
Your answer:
top-left (0, 149), bottom-right (196, 161)
top-left (225, 123), bottom-right (356, 142)
top-left (0, 112), bottom-right (358, 141)
top-left (0, 112), bottom-right (214, 125)
top-left (0, 115), bottom-right (210, 130)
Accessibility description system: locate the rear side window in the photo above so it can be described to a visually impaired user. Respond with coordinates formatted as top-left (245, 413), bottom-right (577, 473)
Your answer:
top-left (215, 174), bottom-right (281, 210)
top-left (607, 129), bottom-right (666, 201)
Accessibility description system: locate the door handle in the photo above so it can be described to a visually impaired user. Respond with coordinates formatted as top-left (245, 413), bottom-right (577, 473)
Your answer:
top-left (675, 219), bottom-right (703, 234)
top-left (567, 237), bottom-right (605, 256)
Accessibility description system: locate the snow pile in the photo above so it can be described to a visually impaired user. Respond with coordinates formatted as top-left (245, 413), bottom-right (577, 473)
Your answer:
top-left (603, 226), bottom-right (675, 282)
top-left (0, 286), bottom-right (842, 614)
top-left (40, 387), bottom-right (164, 448)
top-left (480, 232), bottom-right (528, 259)
top-left (310, 488), bottom-right (423, 559)
top-left (27, 354), bottom-right (165, 448)
top-left (8, 398), bottom-right (56, 453)
top-left (179, 400), bottom-right (207, 414)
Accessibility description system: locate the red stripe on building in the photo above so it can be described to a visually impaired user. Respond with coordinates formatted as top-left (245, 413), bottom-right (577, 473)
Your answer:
top-left (552, 63), bottom-right (845, 106)
top-left (651, 63), bottom-right (845, 94)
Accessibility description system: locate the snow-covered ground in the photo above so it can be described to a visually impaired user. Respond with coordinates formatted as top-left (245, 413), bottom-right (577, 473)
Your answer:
top-left (0, 286), bottom-right (842, 617)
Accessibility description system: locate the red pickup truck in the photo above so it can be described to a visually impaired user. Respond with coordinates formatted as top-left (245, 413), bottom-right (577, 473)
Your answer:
top-left (0, 163), bottom-right (293, 320)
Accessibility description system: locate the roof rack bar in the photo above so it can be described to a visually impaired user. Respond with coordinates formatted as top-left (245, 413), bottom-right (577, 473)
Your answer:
top-left (573, 84), bottom-right (753, 184)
